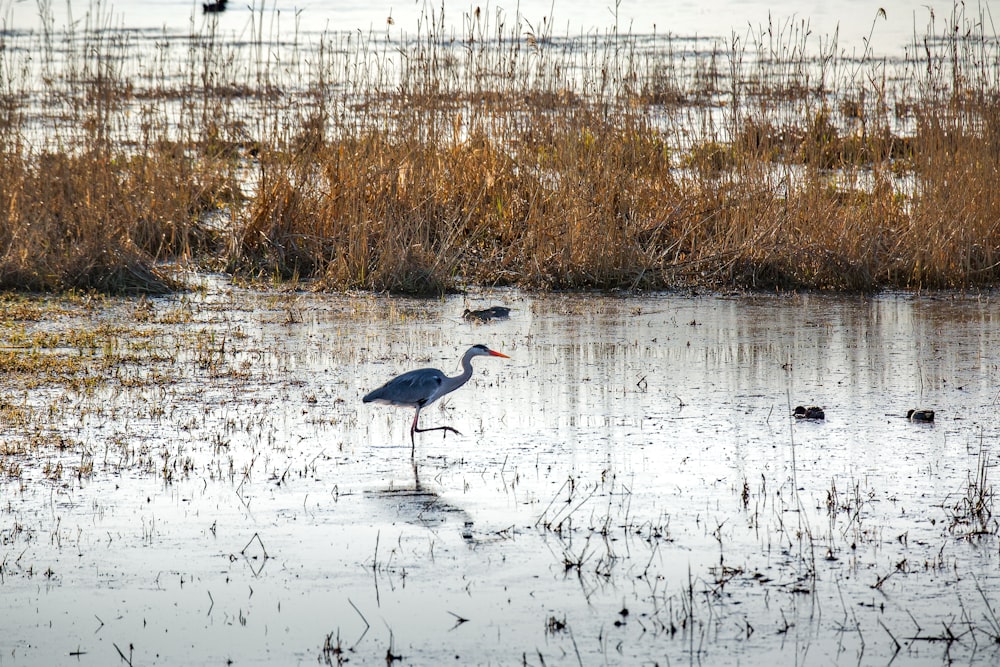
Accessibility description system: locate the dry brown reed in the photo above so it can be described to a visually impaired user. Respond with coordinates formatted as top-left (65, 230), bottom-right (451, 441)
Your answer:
top-left (1, 3), bottom-right (998, 294)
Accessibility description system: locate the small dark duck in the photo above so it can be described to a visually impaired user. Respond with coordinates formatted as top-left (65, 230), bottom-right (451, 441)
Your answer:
top-left (463, 306), bottom-right (511, 323)
top-left (203, 0), bottom-right (227, 13)
top-left (793, 405), bottom-right (825, 420)
top-left (907, 409), bottom-right (934, 423)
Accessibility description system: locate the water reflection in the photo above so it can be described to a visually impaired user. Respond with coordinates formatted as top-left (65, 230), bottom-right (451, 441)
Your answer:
top-left (365, 459), bottom-right (475, 541)
top-left (490, 292), bottom-right (1000, 436)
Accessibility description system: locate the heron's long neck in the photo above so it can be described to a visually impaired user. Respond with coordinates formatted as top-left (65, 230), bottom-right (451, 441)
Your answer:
top-left (442, 351), bottom-right (477, 395)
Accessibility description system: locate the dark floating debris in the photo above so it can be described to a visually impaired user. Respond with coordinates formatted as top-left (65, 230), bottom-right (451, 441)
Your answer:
top-left (793, 405), bottom-right (825, 420)
top-left (463, 306), bottom-right (511, 323)
top-left (907, 409), bottom-right (935, 423)
top-left (203, 0), bottom-right (227, 13)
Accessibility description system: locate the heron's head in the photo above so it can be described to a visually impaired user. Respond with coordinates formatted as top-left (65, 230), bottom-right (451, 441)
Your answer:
top-left (470, 344), bottom-right (509, 359)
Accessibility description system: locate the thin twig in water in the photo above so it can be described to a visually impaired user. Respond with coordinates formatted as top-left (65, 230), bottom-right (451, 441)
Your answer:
top-left (534, 477), bottom-right (571, 528)
top-left (879, 618), bottom-right (902, 654)
top-left (447, 610), bottom-right (469, 629)
top-left (113, 643), bottom-right (133, 667)
top-left (346, 598), bottom-right (370, 649)
top-left (348, 598), bottom-right (370, 630)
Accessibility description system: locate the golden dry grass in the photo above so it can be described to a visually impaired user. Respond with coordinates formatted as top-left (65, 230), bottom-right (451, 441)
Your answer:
top-left (0, 4), bottom-right (998, 293)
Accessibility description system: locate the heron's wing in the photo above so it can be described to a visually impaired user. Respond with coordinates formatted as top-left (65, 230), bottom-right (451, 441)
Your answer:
top-left (363, 368), bottom-right (446, 407)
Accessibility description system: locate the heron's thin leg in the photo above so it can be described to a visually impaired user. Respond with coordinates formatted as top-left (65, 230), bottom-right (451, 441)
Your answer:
top-left (411, 406), bottom-right (461, 448)
top-left (410, 409), bottom-right (420, 456)
top-left (413, 425), bottom-right (462, 437)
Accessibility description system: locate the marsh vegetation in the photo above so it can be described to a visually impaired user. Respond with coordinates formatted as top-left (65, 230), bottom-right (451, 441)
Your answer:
top-left (1, 2), bottom-right (999, 294)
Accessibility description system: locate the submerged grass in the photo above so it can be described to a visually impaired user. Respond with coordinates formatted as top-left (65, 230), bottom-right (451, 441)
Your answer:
top-left (1, 2), bottom-right (999, 293)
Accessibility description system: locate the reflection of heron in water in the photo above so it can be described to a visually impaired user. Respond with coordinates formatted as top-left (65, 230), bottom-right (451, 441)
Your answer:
top-left (367, 459), bottom-right (475, 540)
top-left (363, 345), bottom-right (510, 455)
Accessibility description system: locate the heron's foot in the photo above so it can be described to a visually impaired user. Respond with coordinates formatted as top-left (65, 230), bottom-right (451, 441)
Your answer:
top-left (414, 425), bottom-right (462, 438)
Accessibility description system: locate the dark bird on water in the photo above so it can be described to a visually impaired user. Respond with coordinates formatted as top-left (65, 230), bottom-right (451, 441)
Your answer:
top-left (907, 409), bottom-right (934, 422)
top-left (363, 344), bottom-right (510, 455)
top-left (463, 306), bottom-right (511, 322)
top-left (793, 405), bottom-right (825, 420)
top-left (203, 0), bottom-right (227, 13)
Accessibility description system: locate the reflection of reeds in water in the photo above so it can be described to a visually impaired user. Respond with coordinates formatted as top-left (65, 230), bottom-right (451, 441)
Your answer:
top-left (1, 2), bottom-right (999, 293)
top-left (949, 437), bottom-right (996, 538)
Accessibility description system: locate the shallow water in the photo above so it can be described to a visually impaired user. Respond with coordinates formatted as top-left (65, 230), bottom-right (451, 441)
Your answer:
top-left (1, 284), bottom-right (999, 665)
top-left (3, 0), bottom-right (975, 56)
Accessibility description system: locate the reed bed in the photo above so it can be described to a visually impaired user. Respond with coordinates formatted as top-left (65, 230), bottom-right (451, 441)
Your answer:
top-left (0, 2), bottom-right (998, 293)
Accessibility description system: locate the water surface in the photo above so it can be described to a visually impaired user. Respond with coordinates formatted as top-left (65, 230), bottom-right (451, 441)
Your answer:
top-left (4, 0), bottom-right (984, 55)
top-left (1, 285), bottom-right (998, 665)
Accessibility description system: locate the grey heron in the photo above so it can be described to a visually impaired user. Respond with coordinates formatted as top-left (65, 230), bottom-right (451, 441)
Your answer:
top-left (363, 344), bottom-right (510, 454)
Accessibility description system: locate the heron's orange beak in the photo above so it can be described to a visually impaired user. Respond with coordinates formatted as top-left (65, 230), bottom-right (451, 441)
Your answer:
top-left (490, 350), bottom-right (510, 358)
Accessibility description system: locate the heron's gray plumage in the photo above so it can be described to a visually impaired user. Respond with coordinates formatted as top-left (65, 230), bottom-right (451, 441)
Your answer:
top-left (363, 368), bottom-right (447, 408)
top-left (363, 344), bottom-right (509, 454)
